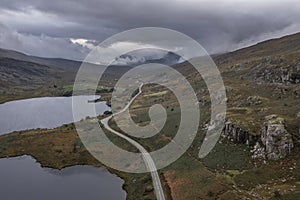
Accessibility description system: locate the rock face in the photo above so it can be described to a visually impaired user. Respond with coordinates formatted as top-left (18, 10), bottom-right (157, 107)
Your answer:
top-left (222, 115), bottom-right (294, 160)
top-left (251, 142), bottom-right (266, 159)
top-left (261, 115), bottom-right (294, 160)
top-left (253, 58), bottom-right (300, 84)
top-left (221, 122), bottom-right (259, 145)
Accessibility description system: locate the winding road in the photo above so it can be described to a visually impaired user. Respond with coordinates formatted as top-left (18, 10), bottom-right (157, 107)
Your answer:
top-left (100, 84), bottom-right (165, 200)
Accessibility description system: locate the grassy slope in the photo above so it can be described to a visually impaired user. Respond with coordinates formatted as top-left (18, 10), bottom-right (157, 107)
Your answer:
top-left (0, 33), bottom-right (300, 199)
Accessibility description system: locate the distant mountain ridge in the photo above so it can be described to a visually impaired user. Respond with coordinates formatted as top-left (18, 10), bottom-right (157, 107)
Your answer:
top-left (211, 32), bottom-right (300, 85)
top-left (214, 32), bottom-right (300, 66)
top-left (112, 50), bottom-right (182, 67)
top-left (2, 32), bottom-right (300, 71)
top-left (0, 48), bottom-right (183, 71)
top-left (1, 31), bottom-right (300, 100)
top-left (0, 48), bottom-right (81, 71)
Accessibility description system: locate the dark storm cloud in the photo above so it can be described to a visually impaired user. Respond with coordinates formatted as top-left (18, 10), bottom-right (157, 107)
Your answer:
top-left (0, 0), bottom-right (299, 60)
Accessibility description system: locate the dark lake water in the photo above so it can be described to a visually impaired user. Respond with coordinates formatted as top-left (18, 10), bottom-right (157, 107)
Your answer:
top-left (0, 96), bottom-right (125, 200)
top-left (0, 156), bottom-right (126, 200)
top-left (0, 96), bottom-right (110, 135)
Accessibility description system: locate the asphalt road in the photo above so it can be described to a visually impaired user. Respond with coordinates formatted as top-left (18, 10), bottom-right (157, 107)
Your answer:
top-left (100, 84), bottom-right (165, 200)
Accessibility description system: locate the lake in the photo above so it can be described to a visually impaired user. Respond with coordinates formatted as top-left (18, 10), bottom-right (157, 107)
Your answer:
top-left (0, 96), bottom-right (110, 135)
top-left (0, 156), bottom-right (126, 200)
top-left (0, 96), bottom-right (126, 200)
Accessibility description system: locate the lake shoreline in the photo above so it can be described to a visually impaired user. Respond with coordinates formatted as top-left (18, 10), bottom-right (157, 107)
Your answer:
top-left (0, 95), bottom-right (131, 199)
top-left (0, 110), bottom-right (157, 200)
top-left (0, 123), bottom-right (131, 196)
top-left (0, 95), bottom-right (109, 135)
top-left (0, 155), bottom-right (127, 200)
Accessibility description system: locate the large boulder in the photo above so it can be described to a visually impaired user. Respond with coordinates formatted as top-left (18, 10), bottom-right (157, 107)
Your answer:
top-left (261, 115), bottom-right (294, 160)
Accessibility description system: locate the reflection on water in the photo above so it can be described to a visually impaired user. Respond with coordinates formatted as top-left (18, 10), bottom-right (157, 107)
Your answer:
top-left (0, 96), bottom-right (110, 135)
top-left (0, 97), bottom-right (125, 199)
top-left (0, 156), bottom-right (126, 200)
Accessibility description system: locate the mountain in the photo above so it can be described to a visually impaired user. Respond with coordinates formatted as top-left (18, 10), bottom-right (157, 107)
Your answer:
top-left (112, 49), bottom-right (182, 67)
top-left (163, 33), bottom-right (300, 199)
top-left (215, 32), bottom-right (300, 66)
top-left (214, 32), bottom-right (300, 85)
top-left (0, 48), bottom-right (183, 71)
top-left (1, 32), bottom-right (300, 103)
top-left (0, 32), bottom-right (300, 199)
top-left (209, 32), bottom-right (300, 152)
top-left (0, 48), bottom-right (81, 71)
top-left (0, 48), bottom-right (84, 102)
top-left (0, 47), bottom-right (184, 102)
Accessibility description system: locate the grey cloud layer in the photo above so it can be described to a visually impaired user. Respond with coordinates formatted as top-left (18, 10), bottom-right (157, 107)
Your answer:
top-left (0, 0), bottom-right (299, 60)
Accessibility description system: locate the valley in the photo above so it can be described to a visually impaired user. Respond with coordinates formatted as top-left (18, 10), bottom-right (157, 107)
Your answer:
top-left (0, 33), bottom-right (300, 199)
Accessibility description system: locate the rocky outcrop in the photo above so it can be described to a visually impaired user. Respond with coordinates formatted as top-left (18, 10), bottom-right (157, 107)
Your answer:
top-left (253, 58), bottom-right (300, 84)
top-left (251, 142), bottom-right (266, 159)
top-left (221, 115), bottom-right (294, 160)
top-left (260, 115), bottom-right (294, 160)
top-left (246, 96), bottom-right (262, 106)
top-left (221, 122), bottom-right (259, 145)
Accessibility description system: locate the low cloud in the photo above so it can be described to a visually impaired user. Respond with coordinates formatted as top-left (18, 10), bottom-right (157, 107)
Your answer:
top-left (0, 23), bottom-right (88, 60)
top-left (0, 0), bottom-right (300, 60)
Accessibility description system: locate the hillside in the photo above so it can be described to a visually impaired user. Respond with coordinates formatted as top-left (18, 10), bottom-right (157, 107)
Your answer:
top-left (0, 48), bottom-right (81, 71)
top-left (209, 33), bottom-right (300, 140)
top-left (0, 48), bottom-right (128, 102)
top-left (0, 32), bottom-right (300, 199)
top-left (215, 32), bottom-right (300, 66)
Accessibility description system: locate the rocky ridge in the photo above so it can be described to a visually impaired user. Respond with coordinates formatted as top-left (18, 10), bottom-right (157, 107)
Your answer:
top-left (222, 115), bottom-right (294, 160)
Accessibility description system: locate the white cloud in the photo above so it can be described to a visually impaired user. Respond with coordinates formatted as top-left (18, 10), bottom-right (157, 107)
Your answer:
top-left (0, 0), bottom-right (300, 59)
top-left (70, 38), bottom-right (97, 49)
top-left (0, 23), bottom-right (87, 60)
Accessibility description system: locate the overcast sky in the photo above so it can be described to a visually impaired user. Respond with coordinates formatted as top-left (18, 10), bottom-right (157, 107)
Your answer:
top-left (0, 0), bottom-right (299, 61)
